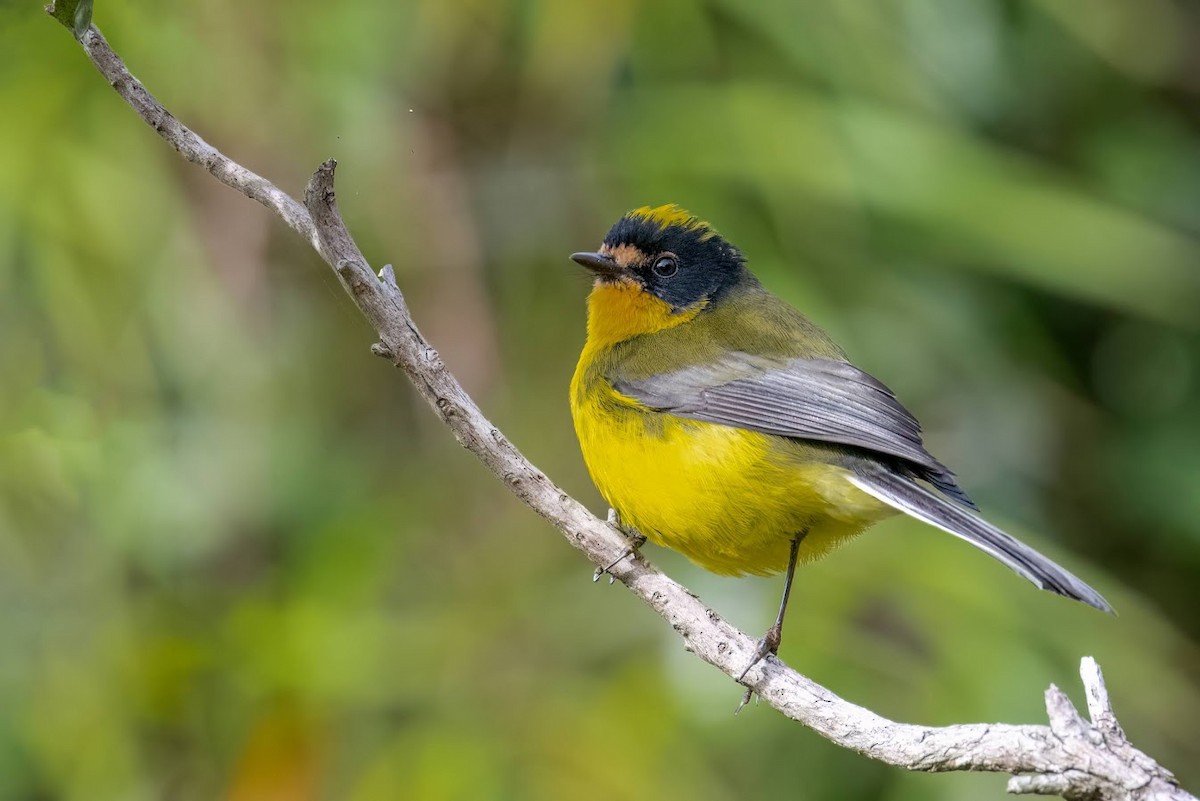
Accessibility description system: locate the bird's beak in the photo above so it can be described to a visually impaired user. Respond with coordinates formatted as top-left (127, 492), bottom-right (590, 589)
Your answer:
top-left (570, 251), bottom-right (621, 277)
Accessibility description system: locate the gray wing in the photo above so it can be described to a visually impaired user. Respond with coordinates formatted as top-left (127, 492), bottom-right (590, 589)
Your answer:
top-left (613, 354), bottom-right (976, 507)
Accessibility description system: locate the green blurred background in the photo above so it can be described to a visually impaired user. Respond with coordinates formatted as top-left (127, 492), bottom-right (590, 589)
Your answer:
top-left (2, 1), bottom-right (1199, 799)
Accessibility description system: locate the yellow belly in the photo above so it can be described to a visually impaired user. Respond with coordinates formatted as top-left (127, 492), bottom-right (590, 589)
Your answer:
top-left (571, 376), bottom-right (895, 576)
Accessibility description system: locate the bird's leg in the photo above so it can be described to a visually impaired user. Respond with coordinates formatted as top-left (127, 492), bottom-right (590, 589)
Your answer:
top-left (738, 535), bottom-right (804, 680)
top-left (735, 531), bottom-right (806, 713)
top-left (593, 508), bottom-right (647, 584)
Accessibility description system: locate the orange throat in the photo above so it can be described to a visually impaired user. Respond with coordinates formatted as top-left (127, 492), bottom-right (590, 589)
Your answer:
top-left (584, 279), bottom-right (703, 349)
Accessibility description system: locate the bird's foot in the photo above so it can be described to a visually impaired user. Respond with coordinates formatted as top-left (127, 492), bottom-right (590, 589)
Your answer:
top-left (737, 622), bottom-right (783, 681)
top-left (734, 622), bottom-right (782, 714)
top-left (592, 509), bottom-right (647, 584)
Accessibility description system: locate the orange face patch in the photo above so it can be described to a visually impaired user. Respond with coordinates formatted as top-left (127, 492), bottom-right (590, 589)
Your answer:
top-left (599, 242), bottom-right (648, 270)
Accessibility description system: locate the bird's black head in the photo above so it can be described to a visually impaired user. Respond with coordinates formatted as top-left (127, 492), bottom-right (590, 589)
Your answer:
top-left (570, 205), bottom-right (745, 312)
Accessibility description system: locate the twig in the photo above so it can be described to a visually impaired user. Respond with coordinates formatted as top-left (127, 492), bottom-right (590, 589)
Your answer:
top-left (49, 11), bottom-right (1194, 801)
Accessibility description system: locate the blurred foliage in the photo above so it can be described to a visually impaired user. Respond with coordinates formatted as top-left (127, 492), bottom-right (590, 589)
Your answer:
top-left (1, 0), bottom-right (1199, 799)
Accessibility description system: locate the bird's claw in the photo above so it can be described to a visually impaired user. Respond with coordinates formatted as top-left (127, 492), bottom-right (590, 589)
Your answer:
top-left (593, 509), bottom-right (646, 584)
top-left (737, 622), bottom-right (783, 682)
top-left (591, 535), bottom-right (647, 583)
top-left (734, 623), bottom-right (783, 714)
top-left (734, 688), bottom-right (757, 715)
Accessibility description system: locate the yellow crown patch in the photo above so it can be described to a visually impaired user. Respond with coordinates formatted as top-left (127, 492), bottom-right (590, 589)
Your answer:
top-left (628, 204), bottom-right (717, 240)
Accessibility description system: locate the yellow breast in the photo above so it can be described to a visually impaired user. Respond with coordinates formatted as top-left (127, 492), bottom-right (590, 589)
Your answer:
top-left (569, 354), bottom-right (894, 576)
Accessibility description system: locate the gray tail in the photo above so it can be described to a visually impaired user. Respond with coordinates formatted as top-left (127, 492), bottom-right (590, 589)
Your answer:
top-left (847, 468), bottom-right (1113, 614)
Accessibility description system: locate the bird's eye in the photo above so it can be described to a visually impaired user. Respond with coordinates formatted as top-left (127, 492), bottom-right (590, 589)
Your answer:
top-left (652, 256), bottom-right (678, 278)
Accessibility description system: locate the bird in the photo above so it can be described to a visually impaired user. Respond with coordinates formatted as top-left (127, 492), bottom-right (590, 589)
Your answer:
top-left (567, 204), bottom-right (1112, 700)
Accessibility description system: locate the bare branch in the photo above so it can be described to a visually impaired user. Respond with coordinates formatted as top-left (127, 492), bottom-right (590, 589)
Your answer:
top-left (51, 14), bottom-right (1194, 801)
top-left (1082, 657), bottom-right (1126, 739)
